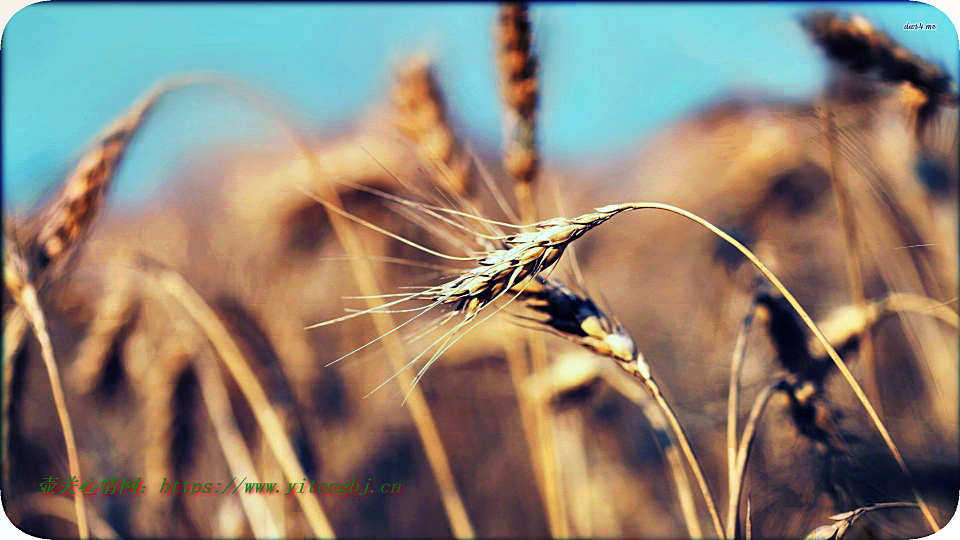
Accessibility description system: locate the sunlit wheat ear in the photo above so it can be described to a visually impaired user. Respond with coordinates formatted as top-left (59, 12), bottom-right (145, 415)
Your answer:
top-left (801, 11), bottom-right (957, 132)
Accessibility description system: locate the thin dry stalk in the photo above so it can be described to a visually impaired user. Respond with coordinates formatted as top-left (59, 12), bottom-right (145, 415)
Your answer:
top-left (193, 348), bottom-right (282, 538)
top-left (602, 367), bottom-right (702, 539)
top-left (496, 5), bottom-right (561, 532)
top-left (623, 367), bottom-right (726, 538)
top-left (500, 322), bottom-right (555, 526)
top-left (146, 266), bottom-right (336, 539)
top-left (2, 308), bottom-right (28, 490)
top-left (727, 381), bottom-right (779, 539)
top-left (819, 101), bottom-right (880, 412)
top-left (3, 246), bottom-right (88, 539)
top-left (727, 300), bottom-right (758, 497)
top-left (310, 181), bottom-right (476, 540)
top-left (524, 352), bottom-right (703, 539)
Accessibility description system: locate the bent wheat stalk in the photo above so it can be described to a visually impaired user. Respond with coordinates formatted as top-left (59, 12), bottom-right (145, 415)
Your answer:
top-left (520, 293), bottom-right (703, 538)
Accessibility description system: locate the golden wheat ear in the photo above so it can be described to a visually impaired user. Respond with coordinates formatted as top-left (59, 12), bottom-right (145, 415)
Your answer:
top-left (22, 92), bottom-right (158, 284)
top-left (392, 55), bottom-right (472, 196)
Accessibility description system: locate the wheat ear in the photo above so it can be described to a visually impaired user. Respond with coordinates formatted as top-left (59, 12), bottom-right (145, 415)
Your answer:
top-left (803, 502), bottom-right (920, 540)
top-left (801, 11), bottom-right (956, 133)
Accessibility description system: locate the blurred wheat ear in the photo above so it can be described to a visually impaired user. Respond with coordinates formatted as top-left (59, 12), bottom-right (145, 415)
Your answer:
top-left (2, 85), bottom-right (165, 539)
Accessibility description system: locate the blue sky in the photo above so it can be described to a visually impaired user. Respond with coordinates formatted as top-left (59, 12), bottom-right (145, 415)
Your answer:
top-left (3, 2), bottom-right (957, 208)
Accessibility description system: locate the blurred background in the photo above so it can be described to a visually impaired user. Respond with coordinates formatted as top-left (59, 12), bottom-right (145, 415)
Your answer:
top-left (2, 2), bottom-right (958, 539)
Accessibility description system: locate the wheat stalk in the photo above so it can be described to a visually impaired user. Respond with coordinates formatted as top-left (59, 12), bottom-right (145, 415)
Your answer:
top-left (193, 345), bottom-right (283, 538)
top-left (494, 5), bottom-right (566, 532)
top-left (3, 241), bottom-right (88, 539)
top-left (726, 380), bottom-right (780, 539)
top-left (819, 101), bottom-right (881, 412)
top-left (1, 307), bottom-right (28, 491)
top-left (136, 261), bottom-right (336, 539)
top-left (727, 299), bottom-right (758, 500)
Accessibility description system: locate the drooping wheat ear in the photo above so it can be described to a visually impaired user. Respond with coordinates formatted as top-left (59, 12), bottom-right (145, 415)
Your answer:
top-left (803, 502), bottom-right (920, 540)
top-left (801, 11), bottom-right (956, 131)
top-left (2, 238), bottom-right (88, 539)
top-left (24, 90), bottom-right (158, 282)
top-left (517, 277), bottom-right (638, 365)
top-left (497, 2), bottom-right (539, 221)
top-left (392, 56), bottom-right (471, 195)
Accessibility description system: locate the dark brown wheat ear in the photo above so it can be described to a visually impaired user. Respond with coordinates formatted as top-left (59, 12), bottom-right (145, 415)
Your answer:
top-left (801, 11), bottom-right (957, 134)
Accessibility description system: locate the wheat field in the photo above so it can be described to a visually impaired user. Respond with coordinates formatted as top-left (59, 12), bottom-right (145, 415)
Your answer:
top-left (2, 4), bottom-right (958, 539)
